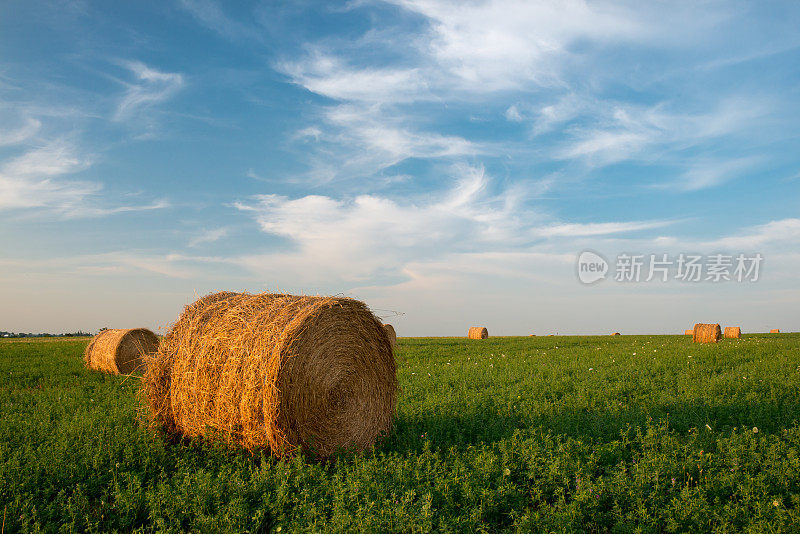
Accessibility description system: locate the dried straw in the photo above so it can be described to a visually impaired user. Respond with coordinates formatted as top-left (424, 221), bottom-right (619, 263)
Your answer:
top-left (383, 324), bottom-right (397, 347)
top-left (770, 329), bottom-right (780, 334)
top-left (684, 329), bottom-right (694, 335)
top-left (84, 328), bottom-right (158, 374)
top-left (724, 326), bottom-right (741, 339)
top-left (468, 326), bottom-right (488, 339)
top-left (142, 291), bottom-right (397, 458)
top-left (693, 323), bottom-right (721, 343)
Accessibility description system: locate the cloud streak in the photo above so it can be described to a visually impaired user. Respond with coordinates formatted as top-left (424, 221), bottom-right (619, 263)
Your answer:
top-left (114, 61), bottom-right (184, 121)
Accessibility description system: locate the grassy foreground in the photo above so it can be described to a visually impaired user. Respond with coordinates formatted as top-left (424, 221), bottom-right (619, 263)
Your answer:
top-left (1, 334), bottom-right (800, 533)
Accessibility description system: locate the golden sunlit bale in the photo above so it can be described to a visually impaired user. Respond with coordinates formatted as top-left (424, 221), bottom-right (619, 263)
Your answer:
top-left (84, 328), bottom-right (158, 374)
top-left (770, 329), bottom-right (780, 334)
top-left (693, 323), bottom-right (721, 343)
top-left (142, 291), bottom-right (397, 458)
top-left (468, 326), bottom-right (488, 339)
top-left (724, 327), bottom-right (741, 339)
top-left (684, 329), bottom-right (694, 335)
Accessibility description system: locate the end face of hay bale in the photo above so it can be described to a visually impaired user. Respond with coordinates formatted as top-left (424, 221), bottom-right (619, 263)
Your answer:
top-left (770, 329), bottom-right (780, 334)
top-left (142, 292), bottom-right (397, 459)
top-left (692, 323), bottom-right (721, 343)
top-left (382, 324), bottom-right (397, 347)
top-left (84, 328), bottom-right (158, 374)
top-left (684, 329), bottom-right (694, 335)
top-left (724, 326), bottom-right (742, 339)
top-left (468, 326), bottom-right (488, 339)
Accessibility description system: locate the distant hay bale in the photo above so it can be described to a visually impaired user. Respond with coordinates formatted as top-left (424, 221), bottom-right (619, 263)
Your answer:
top-left (724, 326), bottom-right (741, 339)
top-left (693, 323), bottom-right (721, 343)
top-left (383, 324), bottom-right (397, 347)
top-left (468, 326), bottom-right (488, 339)
top-left (84, 328), bottom-right (158, 374)
top-left (770, 329), bottom-right (780, 334)
top-left (684, 329), bottom-right (694, 335)
top-left (142, 291), bottom-right (397, 458)
top-left (611, 332), bottom-right (621, 336)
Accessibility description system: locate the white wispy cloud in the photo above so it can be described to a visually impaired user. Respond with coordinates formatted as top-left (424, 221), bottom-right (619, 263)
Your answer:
top-left (290, 103), bottom-right (479, 182)
top-left (233, 164), bottom-right (675, 284)
top-left (113, 61), bottom-right (184, 121)
top-left (707, 218), bottom-right (800, 250)
top-left (673, 157), bottom-right (762, 191)
top-left (189, 227), bottom-right (230, 247)
top-left (178, 0), bottom-right (263, 43)
top-left (0, 116), bottom-right (41, 145)
top-left (279, 52), bottom-right (429, 103)
top-left (559, 98), bottom-right (770, 167)
top-left (0, 141), bottom-right (97, 211)
top-left (533, 220), bottom-right (674, 238)
top-left (383, 0), bottom-right (647, 92)
top-left (0, 140), bottom-right (169, 217)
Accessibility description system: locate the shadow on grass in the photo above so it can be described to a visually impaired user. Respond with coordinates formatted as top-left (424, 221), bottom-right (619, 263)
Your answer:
top-left (381, 397), bottom-right (800, 456)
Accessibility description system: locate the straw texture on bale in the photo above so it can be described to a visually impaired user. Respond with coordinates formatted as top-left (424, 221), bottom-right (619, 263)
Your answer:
top-left (685, 329), bottom-right (694, 335)
top-left (142, 291), bottom-right (397, 458)
top-left (693, 323), bottom-right (721, 343)
top-left (724, 326), bottom-right (741, 339)
top-left (770, 329), bottom-right (780, 334)
top-left (84, 328), bottom-right (158, 374)
top-left (468, 326), bottom-right (488, 339)
top-left (382, 324), bottom-right (397, 347)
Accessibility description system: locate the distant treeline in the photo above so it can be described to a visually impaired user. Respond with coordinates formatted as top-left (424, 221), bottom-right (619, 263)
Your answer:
top-left (0, 331), bottom-right (92, 338)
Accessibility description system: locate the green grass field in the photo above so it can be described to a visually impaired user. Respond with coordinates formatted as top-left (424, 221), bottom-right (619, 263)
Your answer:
top-left (2, 334), bottom-right (800, 532)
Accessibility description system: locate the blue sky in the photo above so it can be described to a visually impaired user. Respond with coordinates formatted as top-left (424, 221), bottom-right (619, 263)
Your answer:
top-left (1, 0), bottom-right (799, 335)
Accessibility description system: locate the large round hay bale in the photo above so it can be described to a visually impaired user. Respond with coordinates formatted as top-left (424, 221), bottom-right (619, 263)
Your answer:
top-left (468, 326), bottom-right (488, 339)
top-left (684, 329), bottom-right (694, 335)
top-left (724, 326), bottom-right (741, 339)
top-left (383, 324), bottom-right (397, 347)
top-left (610, 332), bottom-right (621, 336)
top-left (693, 323), bottom-right (721, 343)
top-left (770, 329), bottom-right (780, 334)
top-left (84, 328), bottom-right (158, 374)
top-left (142, 292), bottom-right (397, 458)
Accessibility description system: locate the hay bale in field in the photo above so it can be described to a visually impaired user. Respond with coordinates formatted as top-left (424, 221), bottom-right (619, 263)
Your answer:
top-left (84, 328), bottom-right (158, 374)
top-left (468, 326), bottom-right (488, 339)
top-left (693, 323), bottom-right (721, 343)
top-left (724, 326), bottom-right (741, 339)
top-left (142, 291), bottom-right (397, 458)
top-left (611, 332), bottom-right (620, 336)
top-left (383, 324), bottom-right (397, 347)
top-left (684, 329), bottom-right (694, 335)
top-left (770, 329), bottom-right (780, 334)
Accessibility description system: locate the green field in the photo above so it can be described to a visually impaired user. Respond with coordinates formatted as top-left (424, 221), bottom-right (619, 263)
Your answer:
top-left (2, 334), bottom-right (800, 532)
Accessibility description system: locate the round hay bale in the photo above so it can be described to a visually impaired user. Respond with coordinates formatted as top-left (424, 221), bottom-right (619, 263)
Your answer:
top-left (770, 329), bottom-right (780, 334)
top-left (383, 324), bottom-right (397, 347)
top-left (724, 326), bottom-right (741, 339)
top-left (611, 332), bottom-right (621, 336)
top-left (684, 329), bottom-right (694, 335)
top-left (142, 292), bottom-right (397, 458)
top-left (693, 323), bottom-right (721, 343)
top-left (84, 328), bottom-right (158, 374)
top-left (468, 326), bottom-right (488, 339)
